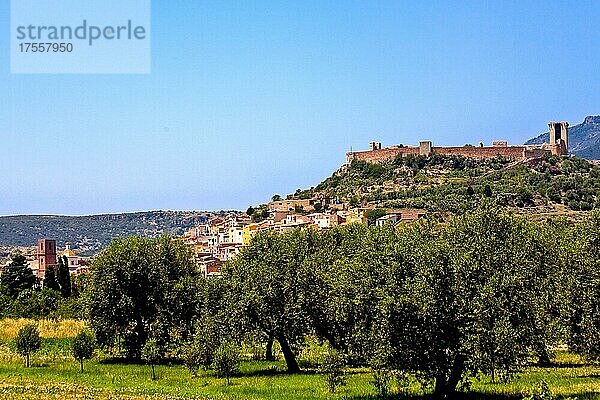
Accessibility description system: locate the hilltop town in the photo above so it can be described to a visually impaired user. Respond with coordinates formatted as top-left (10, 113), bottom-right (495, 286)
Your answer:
top-left (5, 120), bottom-right (600, 279)
top-left (184, 122), bottom-right (588, 276)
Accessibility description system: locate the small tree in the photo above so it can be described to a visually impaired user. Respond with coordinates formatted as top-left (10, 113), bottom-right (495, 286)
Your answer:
top-left (370, 351), bottom-right (393, 400)
top-left (14, 323), bottom-right (41, 367)
top-left (184, 317), bottom-right (223, 376)
top-left (142, 339), bottom-right (163, 380)
top-left (213, 342), bottom-right (240, 385)
top-left (319, 348), bottom-right (346, 393)
top-left (72, 329), bottom-right (96, 372)
top-left (183, 339), bottom-right (203, 377)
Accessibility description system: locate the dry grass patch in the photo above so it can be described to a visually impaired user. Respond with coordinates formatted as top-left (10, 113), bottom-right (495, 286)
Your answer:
top-left (0, 319), bottom-right (86, 342)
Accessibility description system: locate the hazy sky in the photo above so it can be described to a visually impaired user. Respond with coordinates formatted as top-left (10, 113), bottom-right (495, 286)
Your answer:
top-left (1, 1), bottom-right (599, 215)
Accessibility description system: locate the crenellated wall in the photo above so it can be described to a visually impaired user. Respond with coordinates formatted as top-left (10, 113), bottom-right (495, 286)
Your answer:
top-left (346, 145), bottom-right (530, 164)
top-left (346, 132), bottom-right (567, 164)
top-left (432, 145), bottom-right (526, 159)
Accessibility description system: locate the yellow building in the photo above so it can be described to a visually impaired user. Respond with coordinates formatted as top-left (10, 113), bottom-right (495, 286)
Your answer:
top-left (59, 243), bottom-right (81, 273)
top-left (343, 210), bottom-right (367, 225)
top-left (243, 223), bottom-right (259, 245)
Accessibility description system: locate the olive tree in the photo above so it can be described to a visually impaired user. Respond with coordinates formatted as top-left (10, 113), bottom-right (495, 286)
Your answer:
top-left (85, 235), bottom-right (200, 359)
top-left (375, 209), bottom-right (550, 396)
top-left (15, 323), bottom-right (41, 367)
top-left (72, 329), bottom-right (96, 372)
top-left (223, 229), bottom-right (318, 373)
top-left (562, 211), bottom-right (600, 359)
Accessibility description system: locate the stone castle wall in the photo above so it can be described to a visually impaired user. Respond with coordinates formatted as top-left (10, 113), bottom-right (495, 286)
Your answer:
top-left (347, 145), bottom-right (527, 164)
top-left (432, 146), bottom-right (526, 159)
top-left (347, 147), bottom-right (420, 163)
top-left (346, 143), bottom-right (567, 164)
top-left (346, 122), bottom-right (569, 165)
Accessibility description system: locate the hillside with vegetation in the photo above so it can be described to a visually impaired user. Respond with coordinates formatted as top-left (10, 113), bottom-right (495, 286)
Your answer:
top-left (296, 153), bottom-right (600, 218)
top-left (0, 210), bottom-right (227, 254)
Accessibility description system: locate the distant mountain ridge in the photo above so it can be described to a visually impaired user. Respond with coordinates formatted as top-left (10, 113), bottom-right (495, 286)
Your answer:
top-left (0, 210), bottom-right (231, 255)
top-left (525, 115), bottom-right (600, 159)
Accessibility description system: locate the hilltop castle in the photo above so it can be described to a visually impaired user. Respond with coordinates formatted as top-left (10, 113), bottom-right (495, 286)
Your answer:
top-left (346, 121), bottom-right (569, 164)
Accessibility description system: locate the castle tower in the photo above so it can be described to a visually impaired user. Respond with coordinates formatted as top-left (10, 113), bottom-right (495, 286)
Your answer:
top-left (369, 142), bottom-right (382, 151)
top-left (37, 239), bottom-right (57, 279)
top-left (548, 121), bottom-right (569, 155)
top-left (419, 141), bottom-right (432, 156)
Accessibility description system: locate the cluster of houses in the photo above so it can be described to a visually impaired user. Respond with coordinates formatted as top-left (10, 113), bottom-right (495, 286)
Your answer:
top-left (2, 198), bottom-right (426, 282)
top-left (183, 197), bottom-right (426, 277)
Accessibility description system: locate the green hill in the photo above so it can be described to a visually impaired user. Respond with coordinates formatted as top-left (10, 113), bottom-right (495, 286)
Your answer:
top-left (297, 153), bottom-right (600, 218)
top-left (0, 210), bottom-right (225, 254)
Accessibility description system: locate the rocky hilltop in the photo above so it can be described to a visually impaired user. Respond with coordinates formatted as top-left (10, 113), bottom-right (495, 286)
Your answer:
top-left (291, 152), bottom-right (599, 219)
top-left (526, 116), bottom-right (600, 159)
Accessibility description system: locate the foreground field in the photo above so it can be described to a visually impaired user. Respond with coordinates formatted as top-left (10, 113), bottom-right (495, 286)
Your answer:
top-left (1, 320), bottom-right (600, 399)
top-left (3, 353), bottom-right (600, 400)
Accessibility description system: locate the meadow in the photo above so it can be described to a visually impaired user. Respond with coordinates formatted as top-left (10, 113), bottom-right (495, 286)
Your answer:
top-left (0, 319), bottom-right (599, 399)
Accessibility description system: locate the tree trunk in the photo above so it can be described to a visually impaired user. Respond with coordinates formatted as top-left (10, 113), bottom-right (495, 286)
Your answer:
top-left (151, 364), bottom-right (156, 380)
top-left (448, 354), bottom-right (465, 394)
top-left (491, 352), bottom-right (495, 383)
top-left (135, 317), bottom-right (146, 359)
top-left (80, 359), bottom-right (84, 373)
top-left (26, 353), bottom-right (30, 368)
top-left (276, 335), bottom-right (300, 373)
top-left (538, 348), bottom-right (551, 366)
top-left (434, 374), bottom-right (450, 398)
top-left (266, 336), bottom-right (275, 361)
top-left (434, 355), bottom-right (465, 398)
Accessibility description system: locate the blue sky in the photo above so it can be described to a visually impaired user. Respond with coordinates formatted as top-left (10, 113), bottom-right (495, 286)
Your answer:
top-left (1, 1), bottom-right (599, 215)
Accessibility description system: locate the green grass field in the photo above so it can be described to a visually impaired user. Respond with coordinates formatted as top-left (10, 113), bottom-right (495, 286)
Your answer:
top-left (1, 320), bottom-right (600, 399)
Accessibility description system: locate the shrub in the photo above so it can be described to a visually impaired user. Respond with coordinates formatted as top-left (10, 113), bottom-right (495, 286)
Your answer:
top-left (319, 348), bottom-right (346, 393)
top-left (371, 366), bottom-right (392, 398)
top-left (213, 342), bottom-right (240, 385)
top-left (14, 323), bottom-right (41, 367)
top-left (523, 380), bottom-right (553, 400)
top-left (299, 338), bottom-right (328, 368)
top-left (240, 333), bottom-right (266, 361)
top-left (183, 339), bottom-right (204, 376)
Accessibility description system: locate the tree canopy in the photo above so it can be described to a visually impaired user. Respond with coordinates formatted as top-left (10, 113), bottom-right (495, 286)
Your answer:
top-left (221, 207), bottom-right (580, 396)
top-left (76, 208), bottom-right (600, 397)
top-left (85, 236), bottom-right (201, 358)
top-left (1, 252), bottom-right (36, 297)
